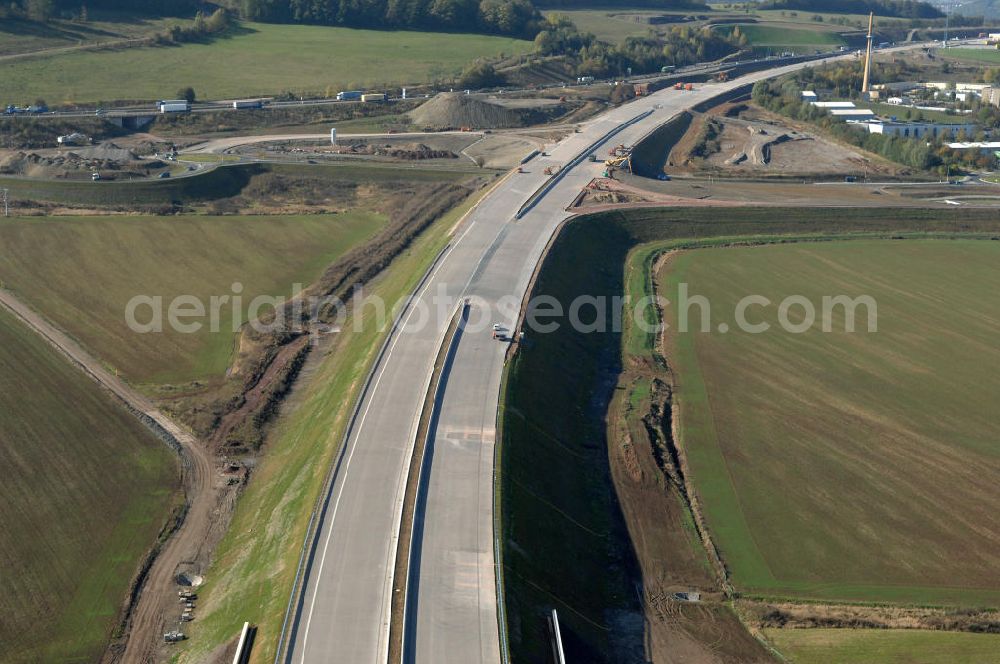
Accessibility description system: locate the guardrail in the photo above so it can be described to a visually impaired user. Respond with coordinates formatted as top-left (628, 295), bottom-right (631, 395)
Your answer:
top-left (273, 242), bottom-right (453, 664)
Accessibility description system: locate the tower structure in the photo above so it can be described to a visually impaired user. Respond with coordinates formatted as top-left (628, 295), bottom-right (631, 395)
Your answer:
top-left (862, 12), bottom-right (875, 97)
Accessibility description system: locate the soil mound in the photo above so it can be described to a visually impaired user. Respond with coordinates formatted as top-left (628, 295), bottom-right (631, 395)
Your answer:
top-left (409, 93), bottom-right (548, 130)
top-left (73, 142), bottom-right (138, 161)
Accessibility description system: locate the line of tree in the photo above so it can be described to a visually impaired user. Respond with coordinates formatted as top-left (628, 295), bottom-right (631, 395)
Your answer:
top-left (150, 8), bottom-right (234, 44)
top-left (534, 15), bottom-right (747, 77)
top-left (2, 0), bottom-right (205, 20)
top-left (535, 0), bottom-right (708, 9)
top-left (225, 0), bottom-right (542, 36)
top-left (756, 0), bottom-right (944, 19)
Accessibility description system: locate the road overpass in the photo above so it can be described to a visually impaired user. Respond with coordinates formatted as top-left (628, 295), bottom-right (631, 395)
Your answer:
top-left (282, 50), bottom-right (908, 664)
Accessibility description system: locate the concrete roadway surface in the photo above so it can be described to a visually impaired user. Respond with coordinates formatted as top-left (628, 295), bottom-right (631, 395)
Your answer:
top-left (182, 130), bottom-right (484, 154)
top-left (286, 49), bottom-right (921, 664)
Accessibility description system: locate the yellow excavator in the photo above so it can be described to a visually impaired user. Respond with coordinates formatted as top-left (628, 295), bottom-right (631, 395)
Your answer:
top-left (604, 144), bottom-right (633, 177)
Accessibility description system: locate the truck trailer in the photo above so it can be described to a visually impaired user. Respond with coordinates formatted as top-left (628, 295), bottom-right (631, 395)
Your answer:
top-left (361, 93), bottom-right (386, 103)
top-left (158, 100), bottom-right (191, 113)
top-left (337, 90), bottom-right (363, 101)
top-left (232, 99), bottom-right (264, 109)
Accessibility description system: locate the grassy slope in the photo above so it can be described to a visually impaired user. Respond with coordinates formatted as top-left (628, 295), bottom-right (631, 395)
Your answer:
top-left (175, 186), bottom-right (484, 663)
top-left (501, 218), bottom-right (645, 662)
top-left (720, 23), bottom-right (846, 51)
top-left (0, 212), bottom-right (386, 386)
top-left (766, 628), bottom-right (1000, 664)
top-left (661, 240), bottom-right (1000, 606)
top-left (0, 307), bottom-right (178, 663)
top-left (1, 22), bottom-right (533, 104)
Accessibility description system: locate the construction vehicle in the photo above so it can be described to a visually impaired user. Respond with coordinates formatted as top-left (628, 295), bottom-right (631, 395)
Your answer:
top-left (604, 144), bottom-right (633, 174)
top-left (164, 631), bottom-right (186, 643)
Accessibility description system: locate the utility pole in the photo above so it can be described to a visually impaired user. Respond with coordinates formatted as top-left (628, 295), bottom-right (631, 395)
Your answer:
top-left (944, 2), bottom-right (950, 47)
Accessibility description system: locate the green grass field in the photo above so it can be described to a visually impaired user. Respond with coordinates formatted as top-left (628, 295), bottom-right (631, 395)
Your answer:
top-left (0, 306), bottom-right (179, 662)
top-left (937, 47), bottom-right (1000, 65)
top-left (767, 628), bottom-right (1000, 664)
top-left (0, 22), bottom-right (533, 104)
top-left (545, 8), bottom-right (683, 42)
top-left (173, 183), bottom-right (483, 664)
top-left (718, 23), bottom-right (846, 52)
top-left (0, 213), bottom-right (385, 386)
top-left (661, 239), bottom-right (1000, 606)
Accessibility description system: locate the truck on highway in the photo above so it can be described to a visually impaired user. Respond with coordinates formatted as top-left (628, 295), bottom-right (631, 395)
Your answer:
top-left (158, 99), bottom-right (191, 113)
top-left (337, 90), bottom-right (363, 101)
top-left (232, 99), bottom-right (264, 109)
top-left (361, 93), bottom-right (386, 102)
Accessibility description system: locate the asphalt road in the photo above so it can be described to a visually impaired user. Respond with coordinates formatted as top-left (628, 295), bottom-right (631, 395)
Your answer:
top-left (285, 49), bottom-right (925, 664)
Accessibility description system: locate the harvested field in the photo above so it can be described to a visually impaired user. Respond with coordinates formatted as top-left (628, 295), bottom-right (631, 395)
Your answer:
top-left (766, 628), bottom-right (1000, 663)
top-left (660, 240), bottom-right (1000, 606)
top-left (0, 306), bottom-right (179, 662)
top-left (0, 213), bottom-right (385, 386)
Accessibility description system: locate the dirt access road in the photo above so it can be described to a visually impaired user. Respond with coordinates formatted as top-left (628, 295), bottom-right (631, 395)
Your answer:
top-left (0, 288), bottom-right (215, 663)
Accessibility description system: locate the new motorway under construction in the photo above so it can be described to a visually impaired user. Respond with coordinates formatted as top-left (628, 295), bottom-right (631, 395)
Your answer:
top-left (282, 50), bottom-right (896, 664)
